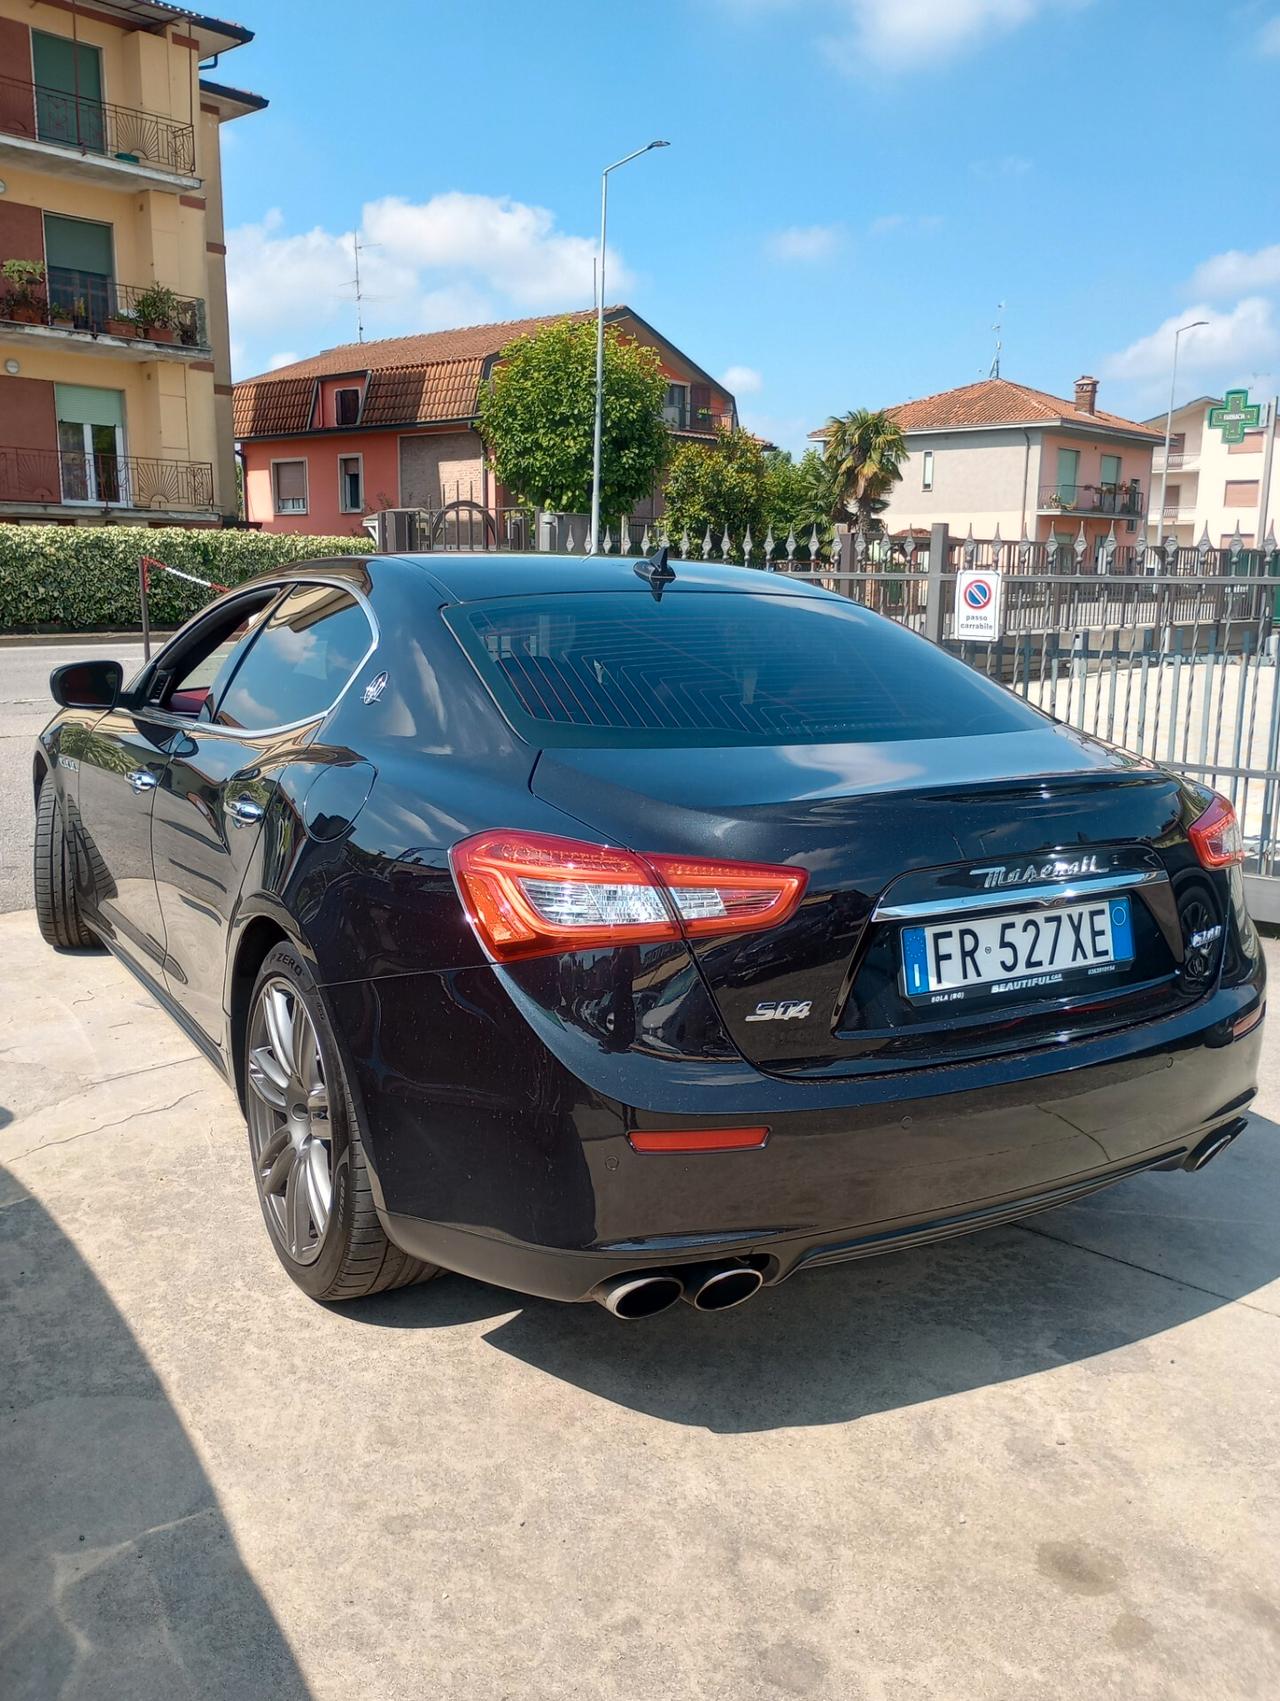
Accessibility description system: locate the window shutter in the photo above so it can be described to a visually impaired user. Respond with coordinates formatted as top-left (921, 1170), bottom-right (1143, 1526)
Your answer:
top-left (275, 460), bottom-right (306, 501)
top-left (690, 383), bottom-right (711, 415)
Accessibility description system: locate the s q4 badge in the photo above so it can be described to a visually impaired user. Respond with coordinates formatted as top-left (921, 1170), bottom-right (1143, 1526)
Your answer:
top-left (362, 671), bottom-right (389, 705)
top-left (745, 999), bottom-right (812, 1022)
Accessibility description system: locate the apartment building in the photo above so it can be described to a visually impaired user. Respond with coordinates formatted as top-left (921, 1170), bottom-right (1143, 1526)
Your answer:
top-left (1147, 394), bottom-right (1279, 550)
top-left (0, 1), bottom-right (264, 526)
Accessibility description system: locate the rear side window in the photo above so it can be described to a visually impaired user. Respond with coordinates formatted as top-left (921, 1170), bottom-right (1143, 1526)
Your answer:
top-left (446, 590), bottom-right (1043, 748)
top-left (215, 582), bottom-right (371, 730)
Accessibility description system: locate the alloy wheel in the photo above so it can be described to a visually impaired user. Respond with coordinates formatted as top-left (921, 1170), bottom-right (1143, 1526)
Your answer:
top-left (246, 976), bottom-right (333, 1266)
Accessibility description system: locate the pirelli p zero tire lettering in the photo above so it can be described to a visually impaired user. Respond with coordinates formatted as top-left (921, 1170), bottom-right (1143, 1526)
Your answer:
top-left (33, 778), bottom-right (99, 951)
top-left (243, 943), bottom-right (438, 1301)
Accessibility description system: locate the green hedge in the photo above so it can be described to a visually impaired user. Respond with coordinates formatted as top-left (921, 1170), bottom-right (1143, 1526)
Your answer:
top-left (0, 525), bottom-right (376, 633)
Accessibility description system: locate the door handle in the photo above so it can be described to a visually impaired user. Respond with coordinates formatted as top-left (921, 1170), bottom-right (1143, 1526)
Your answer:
top-left (127, 769), bottom-right (158, 792)
top-left (227, 795), bottom-right (264, 826)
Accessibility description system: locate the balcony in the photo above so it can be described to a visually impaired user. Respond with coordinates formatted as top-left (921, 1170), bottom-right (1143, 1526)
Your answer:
top-left (0, 73), bottom-right (198, 191)
top-left (1037, 482), bottom-right (1146, 518)
top-left (1152, 450), bottom-right (1199, 473)
top-left (661, 402), bottom-right (732, 436)
top-left (0, 267), bottom-right (210, 361)
top-left (0, 445), bottom-right (215, 514)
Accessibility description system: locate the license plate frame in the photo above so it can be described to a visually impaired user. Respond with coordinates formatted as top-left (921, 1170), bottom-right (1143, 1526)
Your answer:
top-left (900, 896), bottom-right (1135, 1008)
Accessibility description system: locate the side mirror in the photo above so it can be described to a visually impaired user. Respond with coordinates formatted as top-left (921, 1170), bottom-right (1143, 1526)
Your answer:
top-left (50, 659), bottom-right (123, 711)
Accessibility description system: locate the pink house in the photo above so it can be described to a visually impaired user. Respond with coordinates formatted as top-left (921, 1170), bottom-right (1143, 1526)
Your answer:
top-left (234, 307), bottom-right (737, 537)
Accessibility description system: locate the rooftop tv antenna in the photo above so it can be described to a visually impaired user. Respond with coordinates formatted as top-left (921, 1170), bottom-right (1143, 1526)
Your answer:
top-left (989, 302), bottom-right (1005, 378)
top-left (347, 229), bottom-right (382, 343)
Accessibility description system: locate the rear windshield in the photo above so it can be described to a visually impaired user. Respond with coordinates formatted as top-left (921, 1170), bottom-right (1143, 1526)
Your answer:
top-left (445, 589), bottom-right (1043, 749)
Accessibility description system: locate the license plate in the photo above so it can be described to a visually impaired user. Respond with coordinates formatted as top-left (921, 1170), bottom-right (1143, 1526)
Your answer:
top-left (900, 897), bottom-right (1134, 1006)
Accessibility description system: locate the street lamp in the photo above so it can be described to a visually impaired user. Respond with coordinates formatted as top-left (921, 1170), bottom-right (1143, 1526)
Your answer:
top-left (589, 140), bottom-right (669, 555)
top-left (1158, 319), bottom-right (1208, 543)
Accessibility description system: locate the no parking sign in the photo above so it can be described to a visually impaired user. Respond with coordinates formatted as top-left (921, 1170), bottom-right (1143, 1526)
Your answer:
top-left (954, 569), bottom-right (1002, 640)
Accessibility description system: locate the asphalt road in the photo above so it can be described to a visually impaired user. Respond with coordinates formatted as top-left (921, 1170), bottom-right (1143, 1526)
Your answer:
top-left (0, 639), bottom-right (146, 914)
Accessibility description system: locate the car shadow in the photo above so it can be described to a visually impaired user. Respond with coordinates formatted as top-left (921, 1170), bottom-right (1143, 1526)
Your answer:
top-left (0, 1163), bottom-right (311, 1701)
top-left (347, 1118), bottom-right (1280, 1435)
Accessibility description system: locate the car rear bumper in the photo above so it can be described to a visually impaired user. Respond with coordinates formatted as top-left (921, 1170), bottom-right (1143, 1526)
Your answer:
top-left (325, 962), bottom-right (1266, 1305)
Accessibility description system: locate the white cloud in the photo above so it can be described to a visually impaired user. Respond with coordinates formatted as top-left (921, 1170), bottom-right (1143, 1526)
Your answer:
top-left (266, 350), bottom-right (300, 371)
top-left (1102, 298), bottom-right (1280, 384)
top-left (970, 154), bottom-right (1033, 179)
top-left (226, 194), bottom-right (629, 379)
top-left (721, 364), bottom-right (763, 394)
top-left (766, 223), bottom-right (844, 262)
top-left (823, 0), bottom-right (1079, 70)
top-left (1189, 244), bottom-right (1280, 300)
top-left (1259, 15), bottom-right (1280, 53)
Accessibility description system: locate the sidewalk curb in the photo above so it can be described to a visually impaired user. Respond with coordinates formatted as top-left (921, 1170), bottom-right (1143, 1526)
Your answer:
top-left (0, 631), bottom-right (172, 648)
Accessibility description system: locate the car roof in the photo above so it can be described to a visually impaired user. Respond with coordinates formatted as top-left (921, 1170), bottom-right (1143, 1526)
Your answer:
top-left (381, 552), bottom-right (835, 603)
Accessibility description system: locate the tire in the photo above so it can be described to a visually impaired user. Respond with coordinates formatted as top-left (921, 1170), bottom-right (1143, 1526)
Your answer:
top-left (242, 942), bottom-right (438, 1301)
top-left (33, 780), bottom-right (99, 950)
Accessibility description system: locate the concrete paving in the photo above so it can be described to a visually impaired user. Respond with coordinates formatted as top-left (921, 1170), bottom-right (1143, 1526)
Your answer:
top-left (0, 641), bottom-right (147, 916)
top-left (1, 910), bottom-right (1277, 1700)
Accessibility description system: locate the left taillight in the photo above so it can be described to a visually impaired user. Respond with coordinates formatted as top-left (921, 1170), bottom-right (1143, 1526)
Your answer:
top-left (1188, 792), bottom-right (1244, 869)
top-left (449, 829), bottom-right (806, 963)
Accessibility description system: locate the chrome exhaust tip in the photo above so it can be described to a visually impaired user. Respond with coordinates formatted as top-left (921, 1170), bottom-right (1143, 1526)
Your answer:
top-left (595, 1270), bottom-right (684, 1320)
top-left (1184, 1118), bottom-right (1247, 1172)
top-left (680, 1261), bottom-right (764, 1312)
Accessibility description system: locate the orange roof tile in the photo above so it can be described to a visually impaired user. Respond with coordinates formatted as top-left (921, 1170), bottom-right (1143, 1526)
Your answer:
top-left (809, 378), bottom-right (1161, 441)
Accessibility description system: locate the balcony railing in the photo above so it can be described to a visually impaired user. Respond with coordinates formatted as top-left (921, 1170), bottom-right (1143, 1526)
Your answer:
top-left (662, 403), bottom-right (731, 434)
top-left (0, 445), bottom-right (214, 510)
top-left (0, 265), bottom-right (209, 348)
top-left (0, 72), bottom-right (195, 176)
top-left (1153, 451), bottom-right (1198, 472)
top-left (1038, 482), bottom-right (1145, 518)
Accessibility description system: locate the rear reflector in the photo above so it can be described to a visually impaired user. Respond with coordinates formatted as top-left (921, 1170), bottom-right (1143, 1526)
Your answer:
top-left (627, 1126), bottom-right (770, 1154)
top-left (450, 830), bottom-right (805, 962)
top-left (1188, 792), bottom-right (1244, 869)
top-left (1232, 1004), bottom-right (1264, 1039)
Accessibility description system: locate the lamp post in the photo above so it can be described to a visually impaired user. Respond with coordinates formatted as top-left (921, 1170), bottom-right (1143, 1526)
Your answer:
top-left (589, 140), bottom-right (669, 555)
top-left (1157, 319), bottom-right (1207, 547)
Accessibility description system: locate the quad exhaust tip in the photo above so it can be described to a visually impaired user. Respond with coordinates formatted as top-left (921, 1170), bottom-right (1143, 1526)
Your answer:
top-left (594, 1260), bottom-right (765, 1319)
top-left (596, 1270), bottom-right (684, 1320)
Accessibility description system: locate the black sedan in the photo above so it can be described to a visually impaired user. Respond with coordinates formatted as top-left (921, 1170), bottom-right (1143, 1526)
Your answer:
top-left (33, 551), bottom-right (1265, 1318)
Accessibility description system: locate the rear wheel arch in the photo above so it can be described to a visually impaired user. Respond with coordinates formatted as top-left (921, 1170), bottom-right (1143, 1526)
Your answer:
top-left (229, 916), bottom-right (292, 1110)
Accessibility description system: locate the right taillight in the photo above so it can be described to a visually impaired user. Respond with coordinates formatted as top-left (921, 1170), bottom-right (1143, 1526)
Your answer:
top-left (1188, 793), bottom-right (1244, 869)
top-left (449, 829), bottom-right (806, 963)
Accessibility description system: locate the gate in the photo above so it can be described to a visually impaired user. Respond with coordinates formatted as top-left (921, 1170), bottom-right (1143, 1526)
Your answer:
top-left (814, 525), bottom-right (1280, 921)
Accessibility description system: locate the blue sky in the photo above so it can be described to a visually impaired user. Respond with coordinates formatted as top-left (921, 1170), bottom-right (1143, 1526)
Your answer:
top-left (221, 0), bottom-right (1278, 453)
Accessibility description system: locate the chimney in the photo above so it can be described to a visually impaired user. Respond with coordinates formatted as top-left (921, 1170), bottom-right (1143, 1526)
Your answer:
top-left (1074, 374), bottom-right (1098, 415)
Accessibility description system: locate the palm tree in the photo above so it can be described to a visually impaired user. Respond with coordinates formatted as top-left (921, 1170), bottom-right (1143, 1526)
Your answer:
top-left (823, 408), bottom-right (907, 530)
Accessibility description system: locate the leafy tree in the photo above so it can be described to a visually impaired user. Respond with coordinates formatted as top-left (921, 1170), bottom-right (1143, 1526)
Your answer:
top-left (662, 425), bottom-right (771, 552)
top-left (764, 448), bottom-right (838, 540)
top-left (823, 408), bottom-right (907, 528)
top-left (476, 319), bottom-right (669, 518)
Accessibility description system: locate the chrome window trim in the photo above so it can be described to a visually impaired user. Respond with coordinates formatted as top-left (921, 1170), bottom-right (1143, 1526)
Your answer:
top-left (133, 574), bottom-right (379, 741)
top-left (874, 868), bottom-right (1166, 922)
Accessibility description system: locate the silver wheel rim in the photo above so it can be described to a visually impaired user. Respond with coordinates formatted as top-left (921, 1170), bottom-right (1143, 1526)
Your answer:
top-left (246, 976), bottom-right (332, 1266)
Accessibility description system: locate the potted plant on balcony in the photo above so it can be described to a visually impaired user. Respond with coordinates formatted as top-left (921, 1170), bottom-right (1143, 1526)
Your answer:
top-left (104, 306), bottom-right (138, 339)
top-left (133, 284), bottom-right (180, 344)
top-left (1, 259), bottom-right (48, 324)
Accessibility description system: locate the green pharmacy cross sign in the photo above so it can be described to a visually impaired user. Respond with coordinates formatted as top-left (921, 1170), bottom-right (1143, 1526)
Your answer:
top-left (1208, 388), bottom-right (1262, 445)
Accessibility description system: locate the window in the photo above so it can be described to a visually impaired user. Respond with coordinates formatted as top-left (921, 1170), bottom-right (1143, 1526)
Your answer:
top-left (1055, 448), bottom-right (1080, 504)
top-left (447, 591), bottom-right (1043, 750)
top-left (338, 454), bottom-right (363, 513)
top-left (1168, 433), bottom-right (1186, 456)
top-left (32, 31), bottom-right (105, 153)
top-left (1228, 431), bottom-right (1265, 455)
top-left (1100, 453), bottom-right (1121, 488)
top-left (151, 591), bottom-right (281, 718)
top-left (55, 383), bottom-right (125, 505)
top-left (272, 459), bottom-right (308, 514)
top-left (1224, 480), bottom-right (1259, 508)
top-left (215, 583), bottom-right (372, 730)
top-left (662, 383), bottom-right (688, 429)
top-left (1221, 533), bottom-right (1256, 548)
top-left (334, 387), bottom-right (360, 427)
top-left (921, 450), bottom-right (934, 492)
top-left (44, 214), bottom-right (114, 329)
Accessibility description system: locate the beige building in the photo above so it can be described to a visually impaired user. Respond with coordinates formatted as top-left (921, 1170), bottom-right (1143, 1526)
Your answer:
top-left (1147, 395), bottom-right (1279, 551)
top-left (0, 0), bottom-right (264, 525)
top-left (813, 375), bottom-right (1160, 551)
